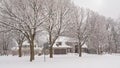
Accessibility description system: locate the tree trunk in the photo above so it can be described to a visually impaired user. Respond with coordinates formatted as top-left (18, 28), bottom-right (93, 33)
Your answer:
top-left (30, 41), bottom-right (35, 62)
top-left (79, 45), bottom-right (82, 57)
top-left (18, 44), bottom-right (22, 57)
top-left (115, 44), bottom-right (117, 53)
top-left (49, 46), bottom-right (53, 58)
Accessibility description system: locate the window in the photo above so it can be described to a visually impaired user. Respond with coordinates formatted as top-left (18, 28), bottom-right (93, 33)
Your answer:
top-left (56, 42), bottom-right (62, 47)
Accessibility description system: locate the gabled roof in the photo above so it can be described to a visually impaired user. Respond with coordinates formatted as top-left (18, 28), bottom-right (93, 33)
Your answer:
top-left (53, 43), bottom-right (71, 48)
top-left (53, 36), bottom-right (88, 48)
top-left (22, 41), bottom-right (29, 46)
top-left (55, 36), bottom-right (78, 42)
top-left (22, 41), bottom-right (38, 46)
top-left (82, 44), bottom-right (88, 48)
top-left (53, 36), bottom-right (74, 48)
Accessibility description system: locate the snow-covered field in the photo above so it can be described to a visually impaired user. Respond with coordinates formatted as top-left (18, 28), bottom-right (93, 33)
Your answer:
top-left (0, 53), bottom-right (120, 68)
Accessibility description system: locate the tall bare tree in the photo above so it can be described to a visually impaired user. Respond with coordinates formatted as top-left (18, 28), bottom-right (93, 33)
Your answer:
top-left (43, 0), bottom-right (73, 58)
top-left (107, 18), bottom-right (119, 53)
top-left (72, 7), bottom-right (90, 57)
top-left (87, 12), bottom-right (108, 54)
top-left (0, 0), bottom-right (45, 61)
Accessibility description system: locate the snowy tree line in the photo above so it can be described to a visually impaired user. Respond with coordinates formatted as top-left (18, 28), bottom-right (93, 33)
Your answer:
top-left (0, 0), bottom-right (120, 62)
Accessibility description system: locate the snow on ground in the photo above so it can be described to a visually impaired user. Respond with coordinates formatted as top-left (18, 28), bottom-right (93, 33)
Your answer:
top-left (0, 53), bottom-right (120, 68)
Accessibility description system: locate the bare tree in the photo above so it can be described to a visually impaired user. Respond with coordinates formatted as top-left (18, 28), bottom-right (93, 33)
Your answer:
top-left (0, 0), bottom-right (45, 61)
top-left (13, 31), bottom-right (25, 57)
top-left (72, 7), bottom-right (90, 57)
top-left (0, 32), bottom-right (11, 55)
top-left (111, 26), bottom-right (118, 53)
top-left (43, 0), bottom-right (73, 58)
top-left (106, 18), bottom-right (120, 53)
top-left (87, 12), bottom-right (108, 54)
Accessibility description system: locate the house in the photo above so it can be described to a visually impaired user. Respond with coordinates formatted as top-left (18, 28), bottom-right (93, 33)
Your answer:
top-left (53, 39), bottom-right (72, 54)
top-left (11, 41), bottom-right (42, 56)
top-left (52, 36), bottom-right (88, 54)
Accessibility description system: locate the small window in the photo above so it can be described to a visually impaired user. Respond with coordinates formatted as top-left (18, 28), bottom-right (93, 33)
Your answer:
top-left (56, 42), bottom-right (62, 47)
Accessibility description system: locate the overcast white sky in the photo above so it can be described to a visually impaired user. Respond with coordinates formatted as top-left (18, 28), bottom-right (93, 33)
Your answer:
top-left (73, 0), bottom-right (120, 20)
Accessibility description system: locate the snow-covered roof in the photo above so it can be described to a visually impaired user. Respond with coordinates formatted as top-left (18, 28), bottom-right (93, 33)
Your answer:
top-left (13, 39), bottom-right (38, 47)
top-left (55, 36), bottom-right (78, 42)
top-left (53, 36), bottom-right (73, 48)
top-left (11, 40), bottom-right (40, 50)
top-left (53, 36), bottom-right (88, 48)
top-left (82, 44), bottom-right (88, 48)
top-left (11, 46), bottom-right (42, 50)
top-left (22, 41), bottom-right (30, 46)
top-left (22, 41), bottom-right (38, 46)
top-left (11, 47), bottom-right (19, 50)
top-left (53, 43), bottom-right (71, 48)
